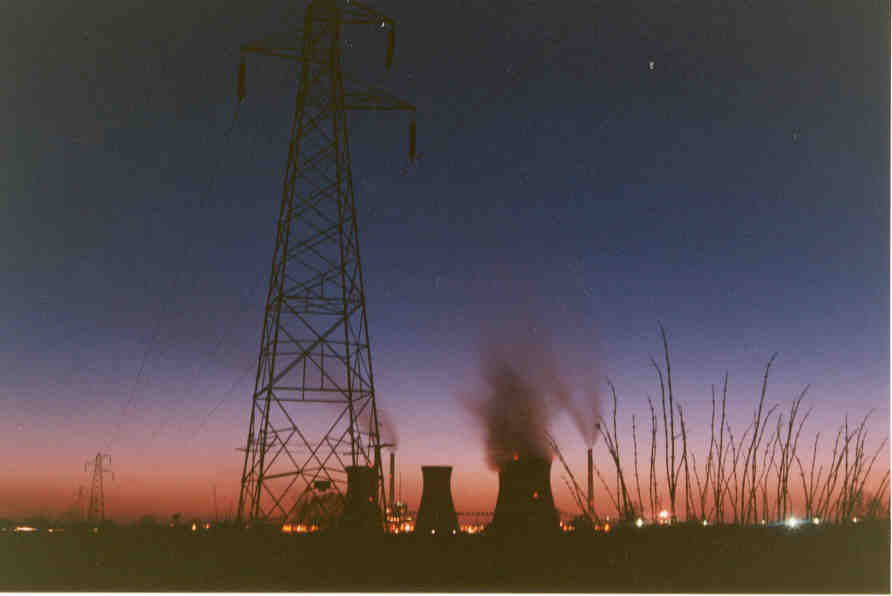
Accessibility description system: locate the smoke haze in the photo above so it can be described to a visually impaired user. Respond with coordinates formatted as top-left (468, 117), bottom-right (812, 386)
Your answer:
top-left (462, 308), bottom-right (605, 465)
top-left (463, 323), bottom-right (563, 469)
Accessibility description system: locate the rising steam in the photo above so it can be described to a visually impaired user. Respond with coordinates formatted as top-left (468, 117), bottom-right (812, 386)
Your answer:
top-left (377, 408), bottom-right (399, 449)
top-left (463, 315), bottom-right (604, 466)
top-left (464, 329), bottom-right (564, 469)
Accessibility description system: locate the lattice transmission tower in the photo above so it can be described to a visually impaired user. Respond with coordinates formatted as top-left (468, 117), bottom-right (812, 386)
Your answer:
top-left (236, 0), bottom-right (414, 526)
top-left (85, 453), bottom-right (113, 523)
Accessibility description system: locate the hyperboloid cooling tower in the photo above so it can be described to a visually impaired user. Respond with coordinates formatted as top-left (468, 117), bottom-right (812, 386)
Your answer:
top-left (488, 456), bottom-right (559, 535)
top-left (415, 466), bottom-right (459, 535)
top-left (340, 465), bottom-right (380, 530)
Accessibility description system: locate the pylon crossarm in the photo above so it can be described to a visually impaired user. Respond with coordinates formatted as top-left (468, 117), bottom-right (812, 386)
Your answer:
top-left (263, 470), bottom-right (303, 481)
top-left (240, 45), bottom-right (303, 61)
top-left (343, 91), bottom-right (415, 112)
top-left (341, 0), bottom-right (393, 24)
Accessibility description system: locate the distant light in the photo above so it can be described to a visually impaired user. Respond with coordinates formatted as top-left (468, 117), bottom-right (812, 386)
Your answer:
top-left (47, 528), bottom-right (54, 533)
top-left (702, 520), bottom-right (708, 526)
top-left (785, 517), bottom-right (800, 529)
top-left (191, 523), bottom-right (197, 532)
top-left (659, 509), bottom-right (669, 520)
top-left (852, 517), bottom-right (859, 524)
top-left (635, 518), bottom-right (644, 528)
top-left (648, 60), bottom-right (655, 71)
top-left (431, 529), bottom-right (436, 535)
top-left (14, 526), bottom-right (37, 533)
top-left (603, 523), bottom-right (611, 532)
top-left (760, 519), bottom-right (766, 525)
top-left (452, 530), bottom-right (456, 535)
top-left (812, 517), bottom-right (820, 525)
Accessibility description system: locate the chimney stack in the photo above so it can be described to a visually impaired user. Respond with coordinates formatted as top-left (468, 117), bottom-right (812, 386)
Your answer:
top-left (587, 447), bottom-right (594, 513)
top-left (389, 452), bottom-right (396, 509)
top-left (415, 466), bottom-right (459, 535)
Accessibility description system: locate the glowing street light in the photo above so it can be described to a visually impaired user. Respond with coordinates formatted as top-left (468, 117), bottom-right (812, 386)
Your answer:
top-left (635, 518), bottom-right (644, 528)
top-left (785, 517), bottom-right (800, 529)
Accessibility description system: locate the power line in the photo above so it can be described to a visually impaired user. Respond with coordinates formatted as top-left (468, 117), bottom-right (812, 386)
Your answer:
top-left (103, 95), bottom-right (247, 452)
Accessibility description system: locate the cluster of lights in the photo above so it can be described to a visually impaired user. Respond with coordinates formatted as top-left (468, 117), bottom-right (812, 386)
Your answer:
top-left (188, 521), bottom-right (216, 533)
top-left (460, 524), bottom-right (485, 535)
top-left (386, 521), bottom-right (414, 534)
top-left (785, 517), bottom-right (800, 529)
top-left (280, 523), bottom-right (319, 534)
top-left (385, 502), bottom-right (413, 534)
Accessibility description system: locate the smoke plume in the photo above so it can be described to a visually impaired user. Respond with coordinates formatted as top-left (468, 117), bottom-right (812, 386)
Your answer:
top-left (464, 329), bottom-right (567, 470)
top-left (555, 364), bottom-right (603, 447)
top-left (377, 408), bottom-right (399, 449)
top-left (463, 308), bottom-right (605, 464)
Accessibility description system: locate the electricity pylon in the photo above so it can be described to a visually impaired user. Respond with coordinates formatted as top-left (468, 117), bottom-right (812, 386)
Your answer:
top-left (85, 453), bottom-right (113, 523)
top-left (237, 0), bottom-right (414, 525)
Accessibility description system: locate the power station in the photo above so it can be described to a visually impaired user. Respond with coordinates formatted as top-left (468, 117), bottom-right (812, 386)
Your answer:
top-left (232, 0), bottom-right (582, 537)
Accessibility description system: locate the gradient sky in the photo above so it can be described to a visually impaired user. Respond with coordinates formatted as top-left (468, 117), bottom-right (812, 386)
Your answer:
top-left (2, 0), bottom-right (889, 521)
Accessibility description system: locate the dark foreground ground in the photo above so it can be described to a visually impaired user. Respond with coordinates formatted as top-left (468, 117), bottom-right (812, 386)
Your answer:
top-left (1, 522), bottom-right (888, 592)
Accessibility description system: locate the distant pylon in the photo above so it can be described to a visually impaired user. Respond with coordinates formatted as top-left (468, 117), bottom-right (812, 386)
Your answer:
top-left (75, 485), bottom-right (87, 522)
top-left (85, 453), bottom-right (113, 523)
top-left (236, 0), bottom-right (414, 526)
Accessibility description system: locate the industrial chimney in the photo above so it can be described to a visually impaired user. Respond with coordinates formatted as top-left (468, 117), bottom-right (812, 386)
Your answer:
top-left (587, 447), bottom-right (594, 513)
top-left (488, 456), bottom-right (559, 536)
top-left (415, 466), bottom-right (459, 536)
top-left (340, 465), bottom-right (381, 531)
top-left (389, 452), bottom-right (396, 510)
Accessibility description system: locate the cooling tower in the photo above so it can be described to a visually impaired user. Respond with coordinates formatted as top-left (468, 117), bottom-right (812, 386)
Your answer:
top-left (415, 466), bottom-right (459, 535)
top-left (488, 456), bottom-right (559, 536)
top-left (340, 465), bottom-right (381, 531)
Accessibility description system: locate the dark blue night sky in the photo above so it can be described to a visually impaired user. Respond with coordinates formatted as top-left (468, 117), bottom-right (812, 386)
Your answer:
top-left (2, 0), bottom-right (888, 519)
